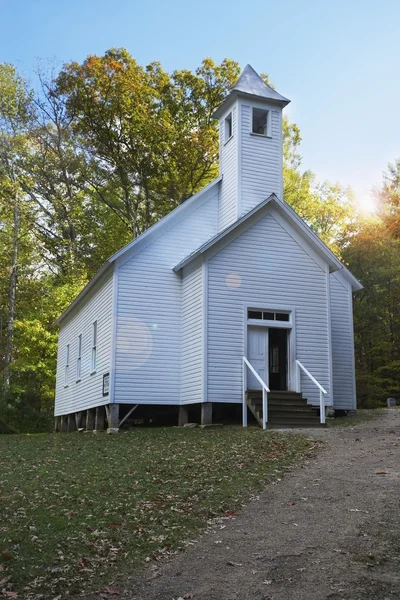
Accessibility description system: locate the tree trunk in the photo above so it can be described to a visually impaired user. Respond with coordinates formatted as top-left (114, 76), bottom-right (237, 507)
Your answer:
top-left (4, 198), bottom-right (19, 392)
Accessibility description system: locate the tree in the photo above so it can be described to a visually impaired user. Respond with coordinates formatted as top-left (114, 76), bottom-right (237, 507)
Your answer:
top-left (341, 217), bottom-right (400, 406)
top-left (56, 51), bottom-right (240, 237)
top-left (0, 64), bottom-right (33, 391)
top-left (378, 158), bottom-right (400, 237)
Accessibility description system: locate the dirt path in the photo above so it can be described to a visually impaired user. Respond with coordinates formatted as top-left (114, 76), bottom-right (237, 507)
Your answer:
top-left (125, 410), bottom-right (400, 600)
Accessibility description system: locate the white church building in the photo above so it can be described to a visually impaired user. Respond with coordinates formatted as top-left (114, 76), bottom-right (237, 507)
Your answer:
top-left (54, 65), bottom-right (362, 432)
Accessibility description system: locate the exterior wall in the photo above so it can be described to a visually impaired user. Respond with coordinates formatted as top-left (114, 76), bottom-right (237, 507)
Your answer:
top-left (114, 191), bottom-right (218, 405)
top-left (330, 272), bottom-right (357, 410)
top-left (55, 271), bottom-right (113, 416)
top-left (219, 103), bottom-right (238, 231)
top-left (240, 101), bottom-right (282, 215)
top-left (180, 261), bottom-right (204, 404)
top-left (207, 211), bottom-right (331, 406)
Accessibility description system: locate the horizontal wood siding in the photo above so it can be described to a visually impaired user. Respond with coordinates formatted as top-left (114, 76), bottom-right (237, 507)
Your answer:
top-left (240, 104), bottom-right (281, 215)
top-left (55, 272), bottom-right (113, 416)
top-left (180, 262), bottom-right (203, 404)
top-left (207, 212), bottom-right (331, 405)
top-left (219, 104), bottom-right (237, 230)
top-left (115, 193), bottom-right (218, 404)
top-left (330, 273), bottom-right (356, 409)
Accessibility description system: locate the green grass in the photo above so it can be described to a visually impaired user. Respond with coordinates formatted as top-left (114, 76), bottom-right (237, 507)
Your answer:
top-left (0, 427), bottom-right (313, 598)
top-left (328, 408), bottom-right (383, 427)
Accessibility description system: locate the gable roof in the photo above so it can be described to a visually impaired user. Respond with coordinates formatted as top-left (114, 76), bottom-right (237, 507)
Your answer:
top-left (57, 175), bottom-right (222, 324)
top-left (174, 194), bottom-right (363, 292)
top-left (213, 64), bottom-right (290, 119)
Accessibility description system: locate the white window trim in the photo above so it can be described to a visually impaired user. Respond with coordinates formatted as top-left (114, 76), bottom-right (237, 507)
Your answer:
top-left (91, 320), bottom-right (97, 374)
top-left (224, 111), bottom-right (233, 145)
top-left (250, 107), bottom-right (272, 138)
top-left (76, 334), bottom-right (82, 382)
top-left (64, 344), bottom-right (70, 387)
top-left (247, 307), bottom-right (292, 327)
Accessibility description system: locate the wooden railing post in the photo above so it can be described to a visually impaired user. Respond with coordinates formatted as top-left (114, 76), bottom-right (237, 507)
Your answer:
top-left (242, 359), bottom-right (247, 428)
top-left (320, 389), bottom-right (326, 424)
top-left (262, 388), bottom-right (267, 429)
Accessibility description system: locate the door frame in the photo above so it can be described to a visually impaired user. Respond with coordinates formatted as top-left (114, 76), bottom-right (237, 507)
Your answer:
top-left (243, 304), bottom-right (296, 391)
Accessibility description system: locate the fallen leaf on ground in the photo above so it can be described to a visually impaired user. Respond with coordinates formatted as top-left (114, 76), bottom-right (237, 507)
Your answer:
top-left (375, 471), bottom-right (389, 475)
top-left (225, 511), bottom-right (239, 518)
top-left (103, 585), bottom-right (120, 595)
top-left (227, 561), bottom-right (242, 566)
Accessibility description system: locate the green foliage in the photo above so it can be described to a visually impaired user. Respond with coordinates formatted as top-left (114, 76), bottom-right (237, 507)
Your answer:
top-left (342, 217), bottom-right (400, 407)
top-left (378, 158), bottom-right (400, 237)
top-left (0, 427), bottom-right (313, 597)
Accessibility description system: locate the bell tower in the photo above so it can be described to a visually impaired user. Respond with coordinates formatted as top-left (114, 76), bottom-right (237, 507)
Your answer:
top-left (213, 65), bottom-right (290, 231)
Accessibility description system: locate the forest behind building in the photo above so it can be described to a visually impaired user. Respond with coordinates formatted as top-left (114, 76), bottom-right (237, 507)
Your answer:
top-left (0, 51), bottom-right (399, 431)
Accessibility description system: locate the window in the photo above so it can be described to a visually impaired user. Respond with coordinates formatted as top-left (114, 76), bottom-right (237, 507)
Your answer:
top-left (252, 108), bottom-right (269, 136)
top-left (64, 344), bottom-right (70, 386)
top-left (276, 313), bottom-right (290, 322)
top-left (248, 309), bottom-right (290, 322)
top-left (76, 334), bottom-right (82, 381)
top-left (263, 312), bottom-right (274, 320)
top-left (248, 310), bottom-right (262, 319)
top-left (91, 321), bottom-right (97, 373)
top-left (225, 112), bottom-right (233, 141)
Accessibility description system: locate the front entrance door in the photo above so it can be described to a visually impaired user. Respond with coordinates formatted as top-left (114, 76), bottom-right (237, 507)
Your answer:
top-left (247, 327), bottom-right (267, 389)
top-left (268, 328), bottom-right (288, 391)
top-left (247, 327), bottom-right (288, 390)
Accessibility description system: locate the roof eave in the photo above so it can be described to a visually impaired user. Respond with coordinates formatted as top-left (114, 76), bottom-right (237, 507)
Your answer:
top-left (212, 91), bottom-right (290, 119)
top-left (56, 262), bottom-right (113, 325)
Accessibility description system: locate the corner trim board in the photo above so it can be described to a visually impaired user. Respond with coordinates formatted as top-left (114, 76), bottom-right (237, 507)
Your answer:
top-left (109, 263), bottom-right (119, 404)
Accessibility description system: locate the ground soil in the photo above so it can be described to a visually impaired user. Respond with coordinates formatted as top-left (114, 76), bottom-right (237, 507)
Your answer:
top-left (112, 410), bottom-right (400, 600)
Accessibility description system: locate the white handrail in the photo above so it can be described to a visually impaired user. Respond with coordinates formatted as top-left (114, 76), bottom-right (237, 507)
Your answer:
top-left (242, 356), bottom-right (270, 430)
top-left (296, 359), bottom-right (327, 424)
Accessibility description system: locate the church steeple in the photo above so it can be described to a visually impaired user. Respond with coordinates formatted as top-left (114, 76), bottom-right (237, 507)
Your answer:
top-left (213, 65), bottom-right (290, 231)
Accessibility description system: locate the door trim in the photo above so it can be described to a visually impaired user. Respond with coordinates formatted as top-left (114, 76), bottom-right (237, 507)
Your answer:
top-left (244, 303), bottom-right (296, 391)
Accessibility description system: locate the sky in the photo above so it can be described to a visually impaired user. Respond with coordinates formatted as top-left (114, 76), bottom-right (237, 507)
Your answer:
top-left (1, 0), bottom-right (399, 210)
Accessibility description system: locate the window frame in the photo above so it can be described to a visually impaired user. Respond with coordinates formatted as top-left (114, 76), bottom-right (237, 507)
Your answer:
top-left (76, 334), bottom-right (82, 382)
top-left (64, 344), bottom-right (70, 387)
top-left (224, 111), bottom-right (233, 144)
top-left (91, 320), bottom-right (97, 374)
top-left (247, 308), bottom-right (292, 326)
top-left (250, 107), bottom-right (272, 138)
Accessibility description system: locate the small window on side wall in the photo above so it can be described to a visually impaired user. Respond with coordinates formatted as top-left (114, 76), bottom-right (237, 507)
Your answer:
top-left (252, 108), bottom-right (269, 136)
top-left (64, 344), bottom-right (70, 387)
top-left (225, 112), bottom-right (232, 141)
top-left (76, 334), bottom-right (82, 381)
top-left (91, 321), bottom-right (97, 373)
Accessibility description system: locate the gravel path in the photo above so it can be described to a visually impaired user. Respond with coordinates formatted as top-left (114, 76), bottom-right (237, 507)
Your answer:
top-left (126, 410), bottom-right (400, 600)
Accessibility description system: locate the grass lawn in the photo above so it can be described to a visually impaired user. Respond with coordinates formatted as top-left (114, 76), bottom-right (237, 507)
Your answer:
top-left (327, 408), bottom-right (384, 427)
top-left (0, 427), bottom-right (314, 598)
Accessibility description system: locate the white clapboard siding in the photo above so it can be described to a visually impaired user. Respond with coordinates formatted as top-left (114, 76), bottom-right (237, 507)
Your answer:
top-left (180, 261), bottom-right (203, 404)
top-left (219, 104), bottom-right (238, 230)
top-left (207, 211), bottom-right (330, 406)
top-left (240, 103), bottom-right (282, 215)
top-left (54, 272), bottom-right (113, 416)
top-left (330, 272), bottom-right (356, 409)
top-left (114, 192), bottom-right (218, 404)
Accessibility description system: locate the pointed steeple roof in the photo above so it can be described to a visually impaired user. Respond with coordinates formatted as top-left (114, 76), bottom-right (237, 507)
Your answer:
top-left (213, 64), bottom-right (290, 118)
